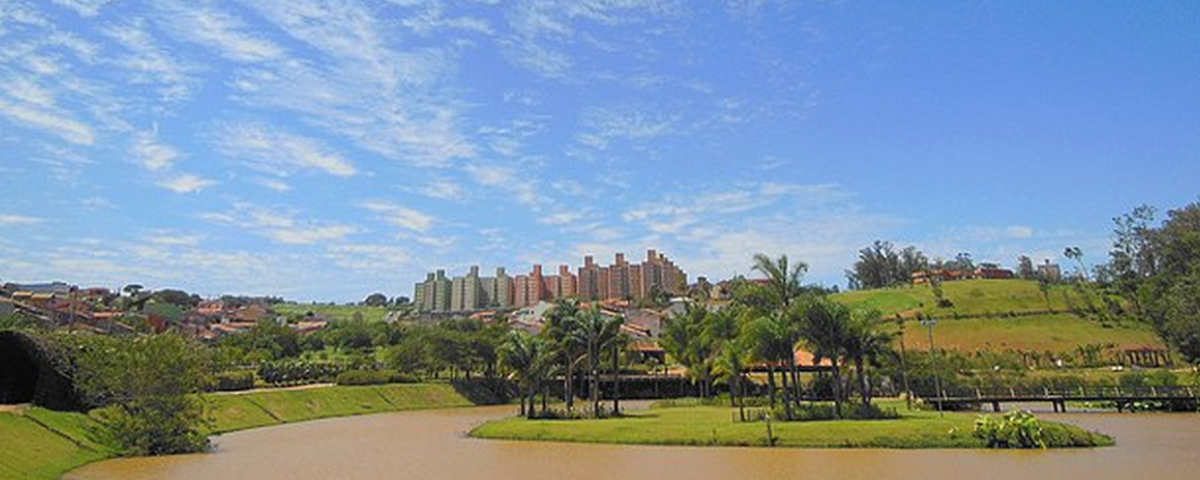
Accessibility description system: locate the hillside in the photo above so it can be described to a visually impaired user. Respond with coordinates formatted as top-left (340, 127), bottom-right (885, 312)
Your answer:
top-left (832, 279), bottom-right (1164, 353)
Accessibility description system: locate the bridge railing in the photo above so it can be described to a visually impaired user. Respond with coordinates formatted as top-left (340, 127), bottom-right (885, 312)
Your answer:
top-left (912, 385), bottom-right (1200, 400)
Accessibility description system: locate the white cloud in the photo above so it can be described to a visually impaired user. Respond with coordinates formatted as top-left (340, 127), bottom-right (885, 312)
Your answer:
top-left (159, 174), bottom-right (217, 193)
top-left (226, 0), bottom-right (476, 168)
top-left (1006, 225), bottom-right (1035, 239)
top-left (326, 243), bottom-right (412, 272)
top-left (577, 105), bottom-right (679, 150)
top-left (0, 214), bottom-right (45, 225)
top-left (363, 201), bottom-right (435, 232)
top-left (157, 2), bottom-right (286, 62)
top-left (203, 203), bottom-right (359, 245)
top-left (538, 210), bottom-right (587, 225)
top-left (49, 0), bottom-right (114, 17)
top-left (148, 233), bottom-right (202, 246)
top-left (131, 129), bottom-right (179, 171)
top-left (102, 20), bottom-right (199, 103)
top-left (217, 122), bottom-right (356, 177)
top-left (414, 178), bottom-right (466, 201)
top-left (258, 178), bottom-right (293, 192)
top-left (0, 97), bottom-right (95, 145)
top-left (464, 162), bottom-right (543, 206)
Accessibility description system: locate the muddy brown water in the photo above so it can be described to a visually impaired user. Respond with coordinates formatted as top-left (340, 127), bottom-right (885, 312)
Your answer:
top-left (66, 406), bottom-right (1200, 480)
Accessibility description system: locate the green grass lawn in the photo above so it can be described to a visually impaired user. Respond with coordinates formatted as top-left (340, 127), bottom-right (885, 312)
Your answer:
top-left (832, 280), bottom-right (1164, 353)
top-left (272, 303), bottom-right (395, 323)
top-left (471, 402), bottom-right (1112, 449)
top-left (898, 314), bottom-right (1163, 352)
top-left (833, 279), bottom-right (1080, 317)
top-left (0, 383), bottom-right (477, 480)
top-left (0, 409), bottom-right (113, 480)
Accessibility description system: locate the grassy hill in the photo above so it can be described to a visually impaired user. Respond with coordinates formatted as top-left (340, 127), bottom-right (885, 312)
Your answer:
top-left (832, 279), bottom-right (1164, 353)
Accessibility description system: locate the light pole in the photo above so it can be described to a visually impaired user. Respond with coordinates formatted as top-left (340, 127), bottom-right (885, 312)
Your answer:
top-left (897, 315), bottom-right (912, 410)
top-left (921, 316), bottom-right (944, 415)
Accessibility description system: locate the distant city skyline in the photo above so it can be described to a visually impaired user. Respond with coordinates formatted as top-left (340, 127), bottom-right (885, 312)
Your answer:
top-left (1, 1), bottom-right (1198, 301)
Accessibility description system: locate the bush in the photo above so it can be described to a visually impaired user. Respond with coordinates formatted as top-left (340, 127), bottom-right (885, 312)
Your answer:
top-left (212, 371), bottom-right (256, 392)
top-left (334, 369), bottom-right (415, 386)
top-left (973, 410), bottom-right (1047, 449)
top-left (257, 360), bottom-right (345, 385)
top-left (775, 403), bottom-right (900, 421)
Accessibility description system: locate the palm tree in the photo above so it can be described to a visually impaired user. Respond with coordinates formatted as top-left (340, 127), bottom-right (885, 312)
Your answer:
top-left (751, 254), bottom-right (809, 409)
top-left (746, 312), bottom-right (799, 420)
top-left (842, 309), bottom-right (892, 407)
top-left (716, 338), bottom-right (751, 421)
top-left (543, 301), bottom-right (583, 412)
top-left (798, 298), bottom-right (849, 418)
top-left (499, 331), bottom-right (551, 419)
top-left (571, 306), bottom-right (622, 417)
top-left (660, 303), bottom-right (716, 398)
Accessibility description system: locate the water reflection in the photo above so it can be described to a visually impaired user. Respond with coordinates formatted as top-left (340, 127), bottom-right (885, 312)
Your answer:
top-left (67, 407), bottom-right (1200, 480)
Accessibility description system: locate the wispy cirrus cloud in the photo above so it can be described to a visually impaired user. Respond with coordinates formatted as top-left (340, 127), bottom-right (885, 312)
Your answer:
top-left (156, 1), bottom-right (286, 63)
top-left (0, 214), bottom-right (45, 226)
top-left (202, 203), bottom-right (359, 245)
top-left (159, 173), bottom-right (217, 194)
top-left (216, 122), bottom-right (357, 177)
top-left (230, 0), bottom-right (476, 168)
top-left (577, 105), bottom-right (680, 150)
top-left (131, 128), bottom-right (179, 171)
top-left (363, 201), bottom-right (435, 233)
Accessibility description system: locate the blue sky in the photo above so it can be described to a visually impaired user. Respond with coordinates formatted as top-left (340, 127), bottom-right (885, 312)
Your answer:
top-left (1, 0), bottom-right (1197, 301)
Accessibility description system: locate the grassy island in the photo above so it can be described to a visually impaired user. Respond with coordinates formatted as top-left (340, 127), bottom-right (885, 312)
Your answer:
top-left (470, 402), bottom-right (1113, 449)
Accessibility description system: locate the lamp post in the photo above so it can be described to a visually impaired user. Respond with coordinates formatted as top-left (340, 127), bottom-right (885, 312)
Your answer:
top-left (920, 316), bottom-right (943, 416)
top-left (897, 315), bottom-right (913, 410)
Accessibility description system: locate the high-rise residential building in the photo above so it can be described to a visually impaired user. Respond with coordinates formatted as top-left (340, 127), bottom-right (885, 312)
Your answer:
top-left (416, 266), bottom-right (513, 313)
top-left (416, 249), bottom-right (687, 311)
top-left (574, 250), bottom-right (688, 301)
top-left (414, 269), bottom-right (452, 312)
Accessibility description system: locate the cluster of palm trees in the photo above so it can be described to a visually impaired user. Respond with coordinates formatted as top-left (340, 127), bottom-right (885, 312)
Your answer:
top-left (661, 254), bottom-right (893, 421)
top-left (499, 303), bottom-right (625, 419)
top-left (499, 253), bottom-right (894, 422)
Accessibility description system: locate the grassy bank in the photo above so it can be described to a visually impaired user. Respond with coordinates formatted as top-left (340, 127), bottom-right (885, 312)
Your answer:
top-left (0, 383), bottom-right (478, 480)
top-left (470, 402), bottom-right (1112, 449)
top-left (832, 280), bottom-right (1164, 352)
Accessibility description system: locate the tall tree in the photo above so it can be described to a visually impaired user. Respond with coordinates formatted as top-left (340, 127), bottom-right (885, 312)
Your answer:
top-left (499, 331), bottom-right (551, 419)
top-left (751, 253), bottom-right (807, 407)
top-left (571, 306), bottom-right (622, 417)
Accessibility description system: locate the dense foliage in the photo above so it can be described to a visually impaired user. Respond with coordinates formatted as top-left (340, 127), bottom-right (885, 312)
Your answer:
top-left (66, 333), bottom-right (213, 455)
top-left (973, 410), bottom-right (1047, 449)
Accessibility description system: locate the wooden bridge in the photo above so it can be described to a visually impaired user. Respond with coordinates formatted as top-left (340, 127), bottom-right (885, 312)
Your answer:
top-left (920, 386), bottom-right (1200, 413)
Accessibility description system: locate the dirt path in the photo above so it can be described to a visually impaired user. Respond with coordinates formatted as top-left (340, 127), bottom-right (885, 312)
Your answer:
top-left (211, 383), bottom-right (335, 396)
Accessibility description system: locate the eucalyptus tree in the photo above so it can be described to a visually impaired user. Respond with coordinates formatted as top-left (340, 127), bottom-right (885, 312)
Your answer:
top-left (499, 331), bottom-right (552, 419)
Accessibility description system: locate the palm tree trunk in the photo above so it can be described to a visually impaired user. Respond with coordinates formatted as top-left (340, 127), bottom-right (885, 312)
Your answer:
top-left (788, 350), bottom-right (801, 408)
top-left (736, 371), bottom-right (746, 421)
top-left (612, 345), bottom-right (621, 415)
top-left (767, 364), bottom-right (777, 409)
top-left (565, 356), bottom-right (574, 413)
top-left (831, 362), bottom-right (843, 418)
top-left (855, 357), bottom-right (871, 406)
top-left (779, 361), bottom-right (795, 420)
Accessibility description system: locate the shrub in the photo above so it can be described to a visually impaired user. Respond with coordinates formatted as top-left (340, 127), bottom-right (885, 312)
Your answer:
top-left (257, 360), bottom-right (345, 385)
top-left (334, 369), bottom-right (414, 386)
top-left (213, 371), bottom-right (256, 392)
top-left (973, 410), bottom-right (1047, 449)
